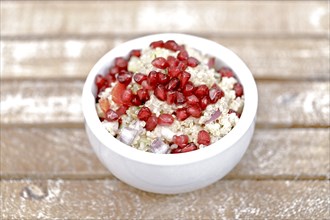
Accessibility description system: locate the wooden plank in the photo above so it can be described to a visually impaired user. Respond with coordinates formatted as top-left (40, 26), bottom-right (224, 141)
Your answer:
top-left (1, 38), bottom-right (329, 80)
top-left (1, 128), bottom-right (329, 179)
top-left (1, 80), bottom-right (329, 127)
top-left (1, 180), bottom-right (329, 219)
top-left (1, 1), bottom-right (328, 36)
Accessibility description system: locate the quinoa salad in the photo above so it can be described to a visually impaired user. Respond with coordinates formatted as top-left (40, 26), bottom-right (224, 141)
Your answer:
top-left (94, 40), bottom-right (244, 154)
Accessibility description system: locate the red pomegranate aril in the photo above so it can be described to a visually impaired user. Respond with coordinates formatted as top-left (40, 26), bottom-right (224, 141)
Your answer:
top-left (117, 71), bottom-right (133, 85)
top-left (145, 115), bottom-right (158, 131)
top-left (168, 66), bottom-right (181, 78)
top-left (150, 40), bottom-right (164, 49)
top-left (114, 57), bottom-right (128, 71)
top-left (195, 85), bottom-right (209, 98)
top-left (175, 92), bottom-right (186, 105)
top-left (181, 142), bottom-right (198, 153)
top-left (99, 98), bottom-right (110, 113)
top-left (208, 57), bottom-right (216, 68)
top-left (177, 50), bottom-right (189, 61)
top-left (209, 84), bottom-right (224, 104)
top-left (218, 67), bottom-right (234, 78)
top-left (141, 80), bottom-right (153, 91)
top-left (166, 77), bottom-right (180, 91)
top-left (182, 82), bottom-right (195, 96)
top-left (121, 89), bottom-right (134, 105)
top-left (116, 105), bottom-right (128, 117)
top-left (186, 95), bottom-right (199, 105)
top-left (147, 71), bottom-right (159, 87)
top-left (187, 105), bottom-right (202, 118)
top-left (197, 130), bottom-right (211, 146)
top-left (158, 73), bottom-right (170, 85)
top-left (105, 74), bottom-right (116, 85)
top-left (105, 109), bottom-right (119, 122)
top-left (137, 107), bottom-right (152, 121)
top-left (171, 148), bottom-right (182, 154)
top-left (175, 107), bottom-right (189, 121)
top-left (154, 84), bottom-right (167, 101)
top-left (158, 113), bottom-right (174, 126)
top-left (179, 71), bottom-right (191, 88)
top-left (129, 49), bottom-right (141, 58)
top-left (200, 96), bottom-right (210, 110)
top-left (234, 83), bottom-right (244, 97)
top-left (166, 91), bottom-right (177, 105)
top-left (133, 73), bottom-right (147, 84)
top-left (164, 40), bottom-right (180, 52)
top-left (108, 66), bottom-right (120, 75)
top-left (173, 135), bottom-right (189, 148)
top-left (137, 88), bottom-right (150, 102)
top-left (95, 74), bottom-right (107, 89)
top-left (131, 96), bottom-right (142, 106)
top-left (228, 109), bottom-right (241, 118)
top-left (187, 57), bottom-right (200, 67)
top-left (177, 61), bottom-right (188, 71)
top-left (167, 56), bottom-right (180, 67)
top-left (152, 57), bottom-right (169, 69)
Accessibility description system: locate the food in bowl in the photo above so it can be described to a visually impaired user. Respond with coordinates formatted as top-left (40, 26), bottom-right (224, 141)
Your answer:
top-left (94, 40), bottom-right (244, 154)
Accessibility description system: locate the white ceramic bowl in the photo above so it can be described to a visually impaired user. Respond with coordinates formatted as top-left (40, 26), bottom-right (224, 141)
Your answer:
top-left (82, 33), bottom-right (258, 194)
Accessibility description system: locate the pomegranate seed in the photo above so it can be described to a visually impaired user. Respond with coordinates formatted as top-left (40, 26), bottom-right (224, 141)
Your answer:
top-left (158, 73), bottom-right (170, 85)
top-left (158, 114), bottom-right (174, 126)
top-left (173, 135), bottom-right (189, 148)
top-left (141, 80), bottom-right (153, 90)
top-left (117, 71), bottom-right (133, 85)
top-left (187, 105), bottom-right (202, 118)
top-left (200, 96), bottom-right (210, 110)
top-left (137, 107), bottom-right (152, 121)
top-left (145, 115), bottom-right (158, 131)
top-left (181, 142), bottom-right (198, 153)
top-left (171, 148), bottom-right (182, 154)
top-left (209, 84), bottom-right (224, 104)
top-left (177, 61), bottom-right (188, 71)
top-left (131, 96), bottom-right (142, 106)
top-left (234, 83), bottom-right (244, 97)
top-left (147, 71), bottom-right (159, 87)
top-left (154, 84), bottom-right (167, 101)
top-left (116, 105), bottom-right (128, 117)
top-left (182, 82), bottom-right (195, 96)
top-left (133, 73), bottom-right (147, 84)
top-left (168, 66), bottom-right (181, 78)
top-left (175, 92), bottom-right (186, 105)
top-left (166, 91), bottom-right (177, 105)
top-left (137, 88), bottom-right (150, 102)
top-left (197, 130), bottom-right (211, 146)
top-left (105, 74), bottom-right (116, 85)
top-left (105, 109), bottom-right (119, 122)
top-left (167, 56), bottom-right (180, 67)
top-left (108, 66), bottom-right (120, 75)
top-left (177, 50), bottom-right (189, 61)
top-left (186, 95), bottom-right (199, 105)
top-left (195, 85), bottom-right (209, 98)
top-left (175, 108), bottom-right (189, 121)
top-left (164, 40), bottom-right (180, 51)
top-left (99, 98), bottom-right (110, 113)
top-left (179, 71), bottom-right (191, 88)
top-left (228, 109), bottom-right (241, 118)
top-left (166, 77), bottom-right (180, 91)
top-left (150, 40), bottom-right (164, 48)
top-left (95, 74), bottom-right (107, 90)
top-left (187, 57), bottom-right (199, 67)
top-left (218, 67), bottom-right (234, 78)
top-left (129, 49), bottom-right (141, 58)
top-left (208, 57), bottom-right (216, 68)
top-left (114, 57), bottom-right (128, 71)
top-left (121, 89), bottom-right (134, 105)
top-left (152, 57), bottom-right (169, 69)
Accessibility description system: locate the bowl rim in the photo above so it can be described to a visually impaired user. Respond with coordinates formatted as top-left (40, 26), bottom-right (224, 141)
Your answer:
top-left (82, 33), bottom-right (258, 166)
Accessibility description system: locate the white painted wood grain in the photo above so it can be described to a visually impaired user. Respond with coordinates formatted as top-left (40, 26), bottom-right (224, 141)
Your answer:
top-left (1, 1), bottom-right (328, 36)
top-left (1, 179), bottom-right (329, 219)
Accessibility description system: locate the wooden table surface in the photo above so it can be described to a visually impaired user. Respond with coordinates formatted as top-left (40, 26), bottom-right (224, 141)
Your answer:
top-left (1, 1), bottom-right (329, 219)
